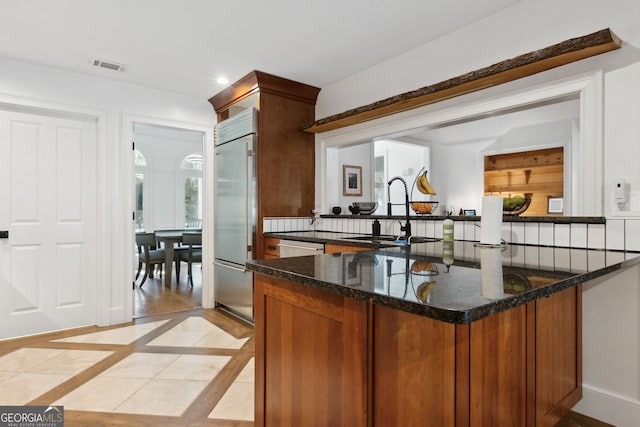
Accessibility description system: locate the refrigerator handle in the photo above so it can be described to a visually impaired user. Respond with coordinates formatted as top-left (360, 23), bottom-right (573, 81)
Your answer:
top-left (214, 260), bottom-right (247, 273)
top-left (247, 144), bottom-right (255, 258)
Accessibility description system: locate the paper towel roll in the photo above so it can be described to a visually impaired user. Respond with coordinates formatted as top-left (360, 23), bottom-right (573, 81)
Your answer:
top-left (480, 247), bottom-right (504, 299)
top-left (480, 196), bottom-right (503, 245)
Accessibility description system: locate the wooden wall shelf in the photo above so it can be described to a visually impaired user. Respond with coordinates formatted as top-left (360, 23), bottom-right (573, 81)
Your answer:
top-left (303, 28), bottom-right (620, 134)
top-left (484, 148), bottom-right (564, 215)
top-left (485, 183), bottom-right (563, 194)
top-left (484, 164), bottom-right (563, 174)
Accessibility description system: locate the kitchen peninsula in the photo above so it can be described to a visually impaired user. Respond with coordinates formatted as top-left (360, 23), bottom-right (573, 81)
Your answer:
top-left (247, 240), bottom-right (640, 426)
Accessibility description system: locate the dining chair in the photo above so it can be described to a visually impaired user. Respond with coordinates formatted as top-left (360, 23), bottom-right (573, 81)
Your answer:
top-left (135, 232), bottom-right (165, 287)
top-left (175, 232), bottom-right (202, 286)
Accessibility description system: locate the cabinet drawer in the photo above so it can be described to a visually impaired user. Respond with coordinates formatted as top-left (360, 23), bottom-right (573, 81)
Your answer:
top-left (264, 237), bottom-right (280, 258)
top-left (325, 243), bottom-right (372, 254)
top-left (279, 240), bottom-right (324, 257)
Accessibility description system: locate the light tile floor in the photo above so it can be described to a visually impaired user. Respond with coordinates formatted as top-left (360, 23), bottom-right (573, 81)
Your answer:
top-left (0, 310), bottom-right (254, 426)
top-left (0, 348), bottom-right (113, 405)
top-left (0, 308), bottom-right (604, 427)
top-left (54, 319), bottom-right (170, 345)
top-left (209, 357), bottom-right (254, 421)
top-left (147, 317), bottom-right (250, 349)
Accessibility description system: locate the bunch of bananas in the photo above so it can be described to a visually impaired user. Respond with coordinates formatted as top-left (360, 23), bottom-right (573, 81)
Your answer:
top-left (416, 170), bottom-right (437, 195)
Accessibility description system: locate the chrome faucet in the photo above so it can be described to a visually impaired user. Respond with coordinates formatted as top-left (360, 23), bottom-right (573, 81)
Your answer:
top-left (387, 176), bottom-right (412, 242)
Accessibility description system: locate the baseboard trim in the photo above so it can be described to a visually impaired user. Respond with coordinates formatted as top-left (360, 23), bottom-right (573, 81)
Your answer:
top-left (573, 384), bottom-right (640, 426)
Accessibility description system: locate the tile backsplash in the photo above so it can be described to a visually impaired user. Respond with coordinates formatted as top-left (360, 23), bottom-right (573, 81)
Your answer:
top-left (263, 216), bottom-right (640, 252)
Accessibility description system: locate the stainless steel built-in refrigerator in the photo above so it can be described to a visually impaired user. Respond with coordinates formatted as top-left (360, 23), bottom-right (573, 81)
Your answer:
top-left (213, 108), bottom-right (257, 322)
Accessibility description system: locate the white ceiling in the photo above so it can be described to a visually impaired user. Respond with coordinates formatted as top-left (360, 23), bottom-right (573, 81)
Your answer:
top-left (0, 0), bottom-right (523, 99)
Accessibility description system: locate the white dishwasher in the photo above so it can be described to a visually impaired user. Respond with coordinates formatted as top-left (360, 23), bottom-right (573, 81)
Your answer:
top-left (278, 240), bottom-right (324, 257)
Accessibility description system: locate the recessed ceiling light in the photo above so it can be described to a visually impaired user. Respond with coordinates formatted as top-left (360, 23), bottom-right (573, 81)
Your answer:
top-left (216, 77), bottom-right (229, 85)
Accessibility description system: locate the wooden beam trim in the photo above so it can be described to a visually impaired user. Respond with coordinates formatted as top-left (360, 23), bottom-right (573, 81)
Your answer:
top-left (304, 28), bottom-right (621, 133)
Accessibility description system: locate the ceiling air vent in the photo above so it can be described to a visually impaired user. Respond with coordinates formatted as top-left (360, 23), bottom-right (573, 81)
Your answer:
top-left (92, 59), bottom-right (127, 72)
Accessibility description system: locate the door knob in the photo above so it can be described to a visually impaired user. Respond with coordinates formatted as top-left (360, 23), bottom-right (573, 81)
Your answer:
top-left (0, 231), bottom-right (8, 239)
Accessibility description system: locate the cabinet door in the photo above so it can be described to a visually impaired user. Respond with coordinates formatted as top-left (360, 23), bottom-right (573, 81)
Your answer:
top-left (469, 305), bottom-right (528, 426)
top-left (535, 285), bottom-right (582, 427)
top-left (373, 305), bottom-right (456, 427)
top-left (254, 275), bottom-right (368, 427)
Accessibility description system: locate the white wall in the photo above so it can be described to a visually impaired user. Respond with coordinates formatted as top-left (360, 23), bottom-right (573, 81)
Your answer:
top-left (0, 58), bottom-right (213, 124)
top-left (314, 0), bottom-right (640, 424)
top-left (376, 140), bottom-right (429, 214)
top-left (0, 57), bottom-right (215, 327)
top-left (316, 0), bottom-right (640, 118)
top-left (431, 141), bottom-right (489, 215)
top-left (604, 61), bottom-right (640, 216)
top-left (482, 118), bottom-right (574, 155)
top-left (335, 143), bottom-right (372, 210)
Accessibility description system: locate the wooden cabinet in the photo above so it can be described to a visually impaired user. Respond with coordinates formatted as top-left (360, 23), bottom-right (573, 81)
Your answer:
top-left (209, 71), bottom-right (320, 259)
top-left (254, 273), bottom-right (582, 427)
top-left (534, 285), bottom-right (582, 426)
top-left (254, 274), bottom-right (368, 427)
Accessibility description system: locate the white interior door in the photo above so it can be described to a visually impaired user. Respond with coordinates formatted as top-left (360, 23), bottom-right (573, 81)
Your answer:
top-left (0, 109), bottom-right (96, 339)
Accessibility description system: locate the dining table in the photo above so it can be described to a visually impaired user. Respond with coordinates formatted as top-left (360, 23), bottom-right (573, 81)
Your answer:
top-left (155, 229), bottom-right (201, 287)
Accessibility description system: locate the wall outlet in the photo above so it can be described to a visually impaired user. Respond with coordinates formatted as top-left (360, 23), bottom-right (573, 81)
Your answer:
top-left (611, 190), bottom-right (640, 217)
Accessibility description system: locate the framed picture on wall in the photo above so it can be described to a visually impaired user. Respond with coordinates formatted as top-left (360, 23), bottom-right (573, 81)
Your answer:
top-left (343, 165), bottom-right (362, 196)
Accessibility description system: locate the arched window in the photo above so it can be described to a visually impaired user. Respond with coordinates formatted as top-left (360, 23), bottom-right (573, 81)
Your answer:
top-left (181, 153), bottom-right (203, 229)
top-left (180, 153), bottom-right (203, 171)
top-left (135, 149), bottom-right (147, 167)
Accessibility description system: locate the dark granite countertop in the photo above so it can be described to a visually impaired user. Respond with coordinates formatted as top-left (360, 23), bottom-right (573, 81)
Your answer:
top-left (265, 230), bottom-right (413, 249)
top-left (248, 240), bottom-right (640, 324)
top-left (320, 214), bottom-right (606, 224)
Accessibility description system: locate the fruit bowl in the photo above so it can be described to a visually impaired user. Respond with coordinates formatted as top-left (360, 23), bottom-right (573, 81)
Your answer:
top-left (503, 273), bottom-right (531, 294)
top-left (502, 197), bottom-right (531, 216)
top-left (410, 260), bottom-right (439, 275)
top-left (410, 201), bottom-right (439, 215)
top-left (350, 202), bottom-right (378, 215)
